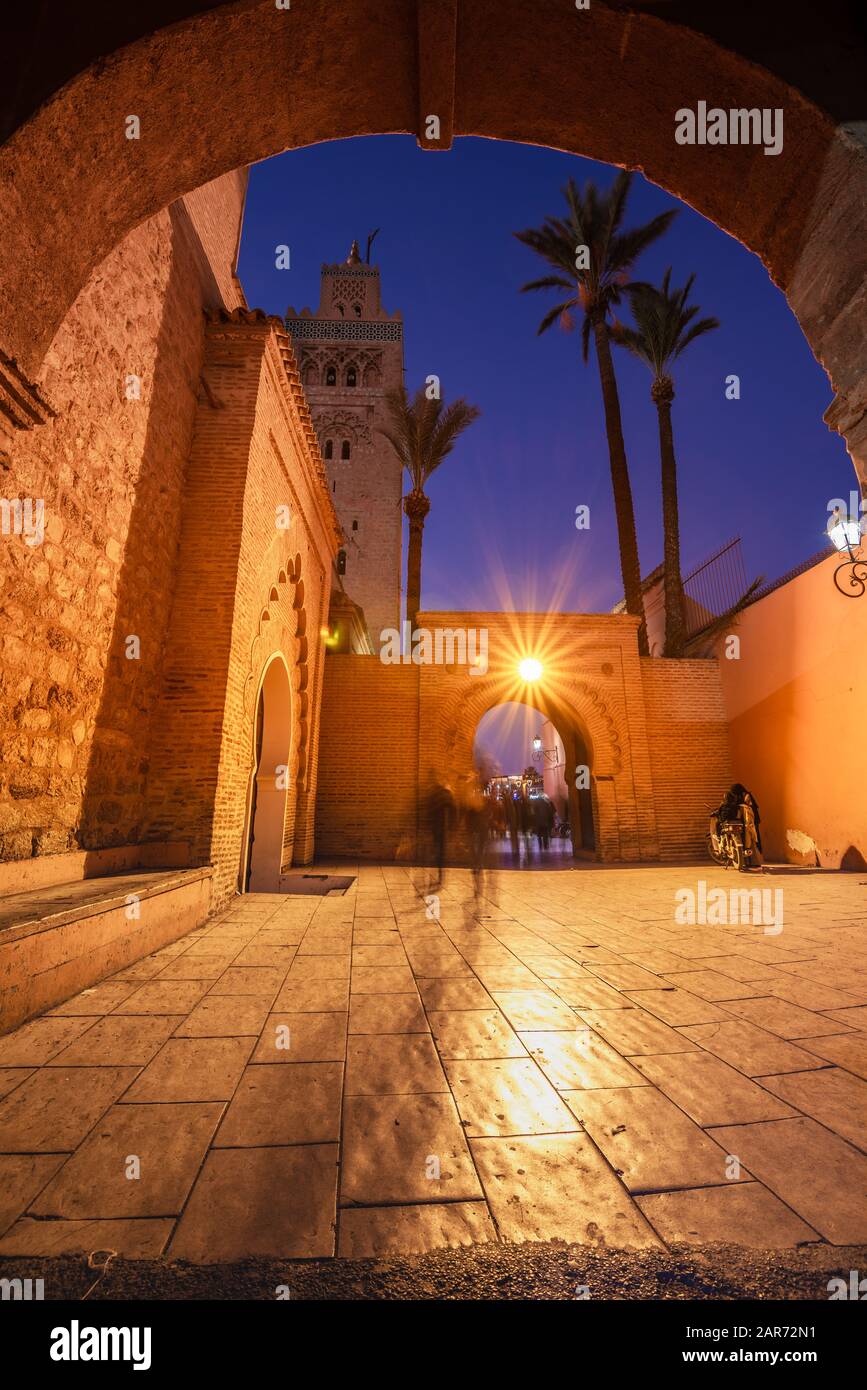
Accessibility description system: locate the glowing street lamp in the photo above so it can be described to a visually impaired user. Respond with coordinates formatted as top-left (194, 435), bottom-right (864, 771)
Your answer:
top-left (519, 657), bottom-right (543, 682)
top-left (828, 506), bottom-right (866, 598)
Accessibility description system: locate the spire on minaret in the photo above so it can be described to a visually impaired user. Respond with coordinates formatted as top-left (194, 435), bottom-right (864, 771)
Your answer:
top-left (346, 240), bottom-right (362, 265)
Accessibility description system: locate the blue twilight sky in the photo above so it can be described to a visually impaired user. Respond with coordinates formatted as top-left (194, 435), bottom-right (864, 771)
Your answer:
top-left (237, 134), bottom-right (854, 624)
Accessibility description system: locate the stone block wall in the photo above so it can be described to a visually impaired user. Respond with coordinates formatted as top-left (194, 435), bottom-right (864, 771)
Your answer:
top-left (1, 199), bottom-right (212, 861)
top-left (0, 170), bottom-right (340, 906)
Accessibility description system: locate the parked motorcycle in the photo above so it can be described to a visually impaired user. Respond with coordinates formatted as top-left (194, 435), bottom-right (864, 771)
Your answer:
top-left (707, 807), bottom-right (755, 872)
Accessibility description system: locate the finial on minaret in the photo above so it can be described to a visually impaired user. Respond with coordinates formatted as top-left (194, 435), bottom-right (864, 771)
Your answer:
top-left (346, 240), bottom-right (362, 265)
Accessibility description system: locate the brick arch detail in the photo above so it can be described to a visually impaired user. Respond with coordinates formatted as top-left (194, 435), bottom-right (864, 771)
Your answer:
top-left (437, 676), bottom-right (623, 781)
top-left (243, 554), bottom-right (310, 788)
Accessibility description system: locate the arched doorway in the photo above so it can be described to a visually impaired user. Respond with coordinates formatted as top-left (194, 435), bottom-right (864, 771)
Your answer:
top-left (472, 697), bottom-right (597, 864)
top-left (241, 654), bottom-right (293, 893)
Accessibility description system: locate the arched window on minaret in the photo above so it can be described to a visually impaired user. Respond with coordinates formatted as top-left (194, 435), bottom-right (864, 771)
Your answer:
top-left (325, 365), bottom-right (337, 385)
top-left (353, 303), bottom-right (362, 317)
top-left (337, 549), bottom-right (346, 576)
top-left (303, 362), bottom-right (318, 387)
top-left (346, 366), bottom-right (357, 387)
top-left (341, 440), bottom-right (351, 460)
top-left (324, 439), bottom-right (334, 460)
top-left (336, 304), bottom-right (345, 317)
top-left (363, 362), bottom-right (380, 387)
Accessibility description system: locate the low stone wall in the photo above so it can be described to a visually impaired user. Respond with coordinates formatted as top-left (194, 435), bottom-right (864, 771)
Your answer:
top-left (0, 868), bottom-right (212, 1032)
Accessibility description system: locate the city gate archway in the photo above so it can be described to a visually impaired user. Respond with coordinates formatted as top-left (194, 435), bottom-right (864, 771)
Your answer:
top-left (316, 610), bottom-right (733, 864)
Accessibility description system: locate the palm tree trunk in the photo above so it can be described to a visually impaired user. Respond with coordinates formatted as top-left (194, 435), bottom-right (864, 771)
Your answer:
top-left (653, 377), bottom-right (686, 656)
top-left (404, 489), bottom-right (430, 633)
top-left (592, 319), bottom-right (648, 655)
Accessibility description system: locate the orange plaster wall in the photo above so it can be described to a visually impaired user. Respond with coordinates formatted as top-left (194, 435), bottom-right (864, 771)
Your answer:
top-left (715, 553), bottom-right (867, 867)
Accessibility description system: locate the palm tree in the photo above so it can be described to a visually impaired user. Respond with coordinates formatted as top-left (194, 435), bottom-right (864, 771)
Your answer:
top-left (380, 384), bottom-right (480, 632)
top-left (515, 172), bottom-right (677, 655)
top-left (611, 269), bottom-right (719, 656)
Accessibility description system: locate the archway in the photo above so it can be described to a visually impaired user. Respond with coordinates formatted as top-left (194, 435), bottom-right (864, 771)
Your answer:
top-left (1, 0), bottom-right (866, 490)
top-left (473, 698), bottom-right (597, 865)
top-left (241, 653), bottom-right (293, 893)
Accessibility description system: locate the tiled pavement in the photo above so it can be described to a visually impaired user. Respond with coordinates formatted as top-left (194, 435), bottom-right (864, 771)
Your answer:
top-left (0, 863), bottom-right (866, 1263)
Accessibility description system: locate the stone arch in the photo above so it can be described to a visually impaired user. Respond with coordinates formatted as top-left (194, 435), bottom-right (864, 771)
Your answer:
top-left (438, 674), bottom-right (618, 781)
top-left (1, 0), bottom-right (865, 484)
top-left (431, 670), bottom-right (626, 859)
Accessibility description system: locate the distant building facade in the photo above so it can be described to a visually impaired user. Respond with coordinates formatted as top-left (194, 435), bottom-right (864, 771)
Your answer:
top-left (286, 242), bottom-right (404, 649)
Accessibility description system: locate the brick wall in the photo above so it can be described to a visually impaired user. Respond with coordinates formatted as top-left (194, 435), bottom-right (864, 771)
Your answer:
top-left (144, 312), bottom-right (339, 905)
top-left (316, 656), bottom-right (419, 860)
top-left (317, 632), bottom-right (732, 866)
top-left (641, 657), bottom-right (732, 860)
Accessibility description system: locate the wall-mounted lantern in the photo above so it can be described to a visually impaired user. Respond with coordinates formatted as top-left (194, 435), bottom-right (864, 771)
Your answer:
top-left (828, 506), bottom-right (866, 597)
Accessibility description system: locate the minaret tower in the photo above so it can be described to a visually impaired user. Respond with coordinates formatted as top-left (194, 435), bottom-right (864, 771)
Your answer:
top-left (286, 241), bottom-right (404, 648)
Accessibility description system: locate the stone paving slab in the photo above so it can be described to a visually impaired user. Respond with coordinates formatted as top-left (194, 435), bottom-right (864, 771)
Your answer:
top-left (348, 993), bottom-right (428, 1034)
top-left (1, 863), bottom-right (865, 1259)
top-left (0, 1154), bottom-right (66, 1235)
top-left (470, 1133), bottom-right (662, 1248)
top-left (0, 1215), bottom-right (174, 1258)
top-left (0, 1069), bottom-right (34, 1100)
top-left (215, 1063), bottom-right (343, 1146)
top-left (112, 980), bottom-right (211, 1014)
top-left (635, 1184), bottom-right (819, 1248)
top-left (418, 978), bottom-right (493, 1010)
top-left (47, 1015), bottom-right (177, 1066)
top-left (492, 989), bottom-right (580, 1031)
top-left (429, 1008), bottom-right (526, 1059)
top-left (566, 1086), bottom-right (750, 1193)
top-left (338, 1201), bottom-right (497, 1258)
top-left (797, 1032), bottom-right (867, 1079)
top-left (0, 1065), bottom-right (140, 1151)
top-left (169, 1144), bottom-right (339, 1262)
top-left (723, 996), bottom-right (854, 1039)
top-left (30, 1102), bottom-right (224, 1217)
top-left (174, 994), bottom-right (274, 1037)
top-left (250, 1011), bottom-right (347, 1062)
top-left (345, 1034), bottom-right (447, 1094)
top-left (0, 1017), bottom-right (93, 1066)
top-left (444, 1056), bottom-right (581, 1136)
top-left (678, 1020), bottom-right (828, 1077)
top-left (758, 1067), bottom-right (867, 1151)
top-left (707, 1117), bottom-right (867, 1244)
top-left (340, 1093), bottom-right (482, 1204)
top-left (624, 986), bottom-right (731, 1027)
top-left (122, 1037), bottom-right (254, 1102)
top-left (576, 1006), bottom-right (701, 1055)
top-left (632, 1051), bottom-right (798, 1127)
top-left (521, 1029), bottom-right (648, 1091)
top-left (48, 981), bottom-right (139, 1014)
